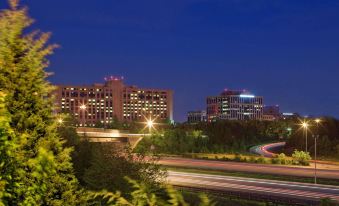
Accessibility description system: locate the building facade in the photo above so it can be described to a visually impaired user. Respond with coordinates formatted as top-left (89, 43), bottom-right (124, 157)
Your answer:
top-left (187, 110), bottom-right (207, 123)
top-left (206, 90), bottom-right (263, 121)
top-left (263, 105), bottom-right (280, 121)
top-left (263, 105), bottom-right (280, 117)
top-left (54, 76), bottom-right (173, 126)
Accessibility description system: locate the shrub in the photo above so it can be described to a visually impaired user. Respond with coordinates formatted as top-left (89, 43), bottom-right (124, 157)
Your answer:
top-left (256, 157), bottom-right (268, 164)
top-left (292, 150), bottom-right (311, 166)
top-left (234, 154), bottom-right (242, 162)
top-left (278, 153), bottom-right (287, 165)
top-left (271, 158), bottom-right (280, 164)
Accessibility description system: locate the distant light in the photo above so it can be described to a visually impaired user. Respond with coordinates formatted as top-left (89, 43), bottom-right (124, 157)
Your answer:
top-left (57, 118), bottom-right (63, 124)
top-left (240, 94), bottom-right (255, 98)
top-left (315, 118), bottom-right (321, 124)
top-left (283, 113), bottom-right (294, 116)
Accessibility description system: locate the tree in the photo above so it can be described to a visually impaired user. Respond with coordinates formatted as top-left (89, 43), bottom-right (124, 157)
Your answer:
top-left (0, 1), bottom-right (82, 205)
top-left (83, 143), bottom-right (166, 196)
top-left (0, 92), bottom-right (15, 205)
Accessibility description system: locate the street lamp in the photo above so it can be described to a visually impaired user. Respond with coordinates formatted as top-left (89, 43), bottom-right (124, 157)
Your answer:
top-left (313, 118), bottom-right (322, 184)
top-left (300, 121), bottom-right (310, 153)
top-left (79, 104), bottom-right (87, 127)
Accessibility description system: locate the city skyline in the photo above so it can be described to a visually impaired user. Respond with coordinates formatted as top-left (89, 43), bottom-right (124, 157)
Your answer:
top-left (24, 0), bottom-right (339, 121)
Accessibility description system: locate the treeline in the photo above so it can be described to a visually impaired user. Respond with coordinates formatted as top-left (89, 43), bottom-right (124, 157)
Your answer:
top-left (286, 117), bottom-right (339, 159)
top-left (136, 119), bottom-right (295, 154)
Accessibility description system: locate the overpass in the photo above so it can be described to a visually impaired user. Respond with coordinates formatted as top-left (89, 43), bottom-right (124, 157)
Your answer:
top-left (76, 127), bottom-right (148, 148)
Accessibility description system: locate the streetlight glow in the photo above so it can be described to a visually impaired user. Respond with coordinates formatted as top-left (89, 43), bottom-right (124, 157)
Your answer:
top-left (301, 122), bottom-right (309, 128)
top-left (147, 119), bottom-right (154, 128)
top-left (80, 104), bottom-right (87, 110)
top-left (57, 118), bottom-right (63, 124)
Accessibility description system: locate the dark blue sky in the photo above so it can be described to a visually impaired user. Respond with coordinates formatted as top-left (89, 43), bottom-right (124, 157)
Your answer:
top-left (18, 0), bottom-right (339, 121)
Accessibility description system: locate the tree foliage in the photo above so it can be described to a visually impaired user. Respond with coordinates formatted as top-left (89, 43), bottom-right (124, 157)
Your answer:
top-left (88, 178), bottom-right (213, 206)
top-left (137, 120), bottom-right (294, 154)
top-left (82, 143), bottom-right (166, 196)
top-left (0, 1), bottom-right (83, 205)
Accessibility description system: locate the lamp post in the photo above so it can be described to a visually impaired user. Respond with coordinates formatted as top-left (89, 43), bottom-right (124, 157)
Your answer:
top-left (79, 104), bottom-right (87, 127)
top-left (313, 118), bottom-right (321, 184)
top-left (301, 121), bottom-right (309, 153)
top-left (314, 134), bottom-right (318, 184)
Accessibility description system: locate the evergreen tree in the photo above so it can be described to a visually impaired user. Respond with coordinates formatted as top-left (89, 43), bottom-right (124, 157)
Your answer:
top-left (0, 1), bottom-right (83, 205)
top-left (0, 92), bottom-right (14, 206)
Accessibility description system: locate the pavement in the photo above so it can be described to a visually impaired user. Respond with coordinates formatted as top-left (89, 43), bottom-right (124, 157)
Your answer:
top-left (168, 171), bottom-right (339, 204)
top-left (159, 157), bottom-right (339, 180)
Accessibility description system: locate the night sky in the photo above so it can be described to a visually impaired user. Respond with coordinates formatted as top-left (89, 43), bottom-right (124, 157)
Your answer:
top-left (17, 0), bottom-right (339, 121)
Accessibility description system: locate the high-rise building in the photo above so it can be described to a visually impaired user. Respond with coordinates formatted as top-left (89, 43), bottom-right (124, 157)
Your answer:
top-left (54, 76), bottom-right (173, 126)
top-left (187, 110), bottom-right (207, 123)
top-left (206, 89), bottom-right (263, 121)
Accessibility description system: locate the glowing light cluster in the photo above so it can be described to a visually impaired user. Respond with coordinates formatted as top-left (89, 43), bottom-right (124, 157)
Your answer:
top-left (239, 94), bottom-right (255, 98)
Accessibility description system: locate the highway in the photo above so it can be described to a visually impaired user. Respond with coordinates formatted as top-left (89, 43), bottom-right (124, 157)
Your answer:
top-left (168, 171), bottom-right (339, 205)
top-left (160, 157), bottom-right (339, 179)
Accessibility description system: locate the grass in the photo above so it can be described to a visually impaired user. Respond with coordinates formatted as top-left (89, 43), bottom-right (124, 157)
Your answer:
top-left (165, 166), bottom-right (339, 186)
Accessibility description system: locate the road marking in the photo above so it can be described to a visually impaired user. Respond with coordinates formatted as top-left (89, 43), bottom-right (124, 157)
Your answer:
top-left (168, 171), bottom-right (339, 192)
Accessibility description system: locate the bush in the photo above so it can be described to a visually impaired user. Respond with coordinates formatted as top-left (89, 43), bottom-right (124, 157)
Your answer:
top-left (292, 150), bottom-right (311, 166)
top-left (234, 154), bottom-right (242, 162)
top-left (249, 156), bottom-right (257, 163)
top-left (256, 157), bottom-right (268, 164)
top-left (274, 153), bottom-right (288, 165)
top-left (271, 158), bottom-right (280, 164)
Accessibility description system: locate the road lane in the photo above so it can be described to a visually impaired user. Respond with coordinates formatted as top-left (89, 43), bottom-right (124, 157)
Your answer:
top-left (168, 171), bottom-right (339, 203)
top-left (160, 157), bottom-right (339, 179)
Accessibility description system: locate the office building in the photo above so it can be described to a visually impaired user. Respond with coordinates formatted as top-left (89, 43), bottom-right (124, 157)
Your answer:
top-left (206, 89), bottom-right (263, 121)
top-left (187, 110), bottom-right (207, 123)
top-left (263, 105), bottom-right (281, 121)
top-left (54, 76), bottom-right (173, 126)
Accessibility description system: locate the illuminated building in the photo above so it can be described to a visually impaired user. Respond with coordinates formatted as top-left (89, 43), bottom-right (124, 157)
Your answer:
top-left (54, 76), bottom-right (173, 126)
top-left (206, 89), bottom-right (263, 121)
top-left (187, 110), bottom-right (207, 123)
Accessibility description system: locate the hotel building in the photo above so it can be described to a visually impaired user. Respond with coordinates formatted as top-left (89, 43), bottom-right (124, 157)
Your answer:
top-left (206, 89), bottom-right (263, 121)
top-left (54, 76), bottom-right (173, 126)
